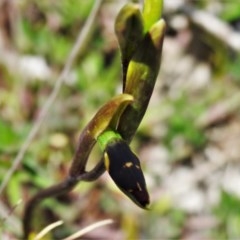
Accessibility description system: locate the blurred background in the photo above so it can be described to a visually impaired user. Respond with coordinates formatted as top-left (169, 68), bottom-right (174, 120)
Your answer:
top-left (1, 0), bottom-right (240, 239)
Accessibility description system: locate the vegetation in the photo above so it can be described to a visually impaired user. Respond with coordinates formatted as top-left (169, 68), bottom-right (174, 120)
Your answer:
top-left (1, 0), bottom-right (240, 239)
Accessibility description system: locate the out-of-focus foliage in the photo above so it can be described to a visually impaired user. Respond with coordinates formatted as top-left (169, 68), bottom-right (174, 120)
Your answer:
top-left (1, 0), bottom-right (240, 239)
top-left (16, 0), bottom-right (95, 64)
top-left (164, 94), bottom-right (207, 149)
top-left (214, 191), bottom-right (240, 239)
top-left (220, 2), bottom-right (240, 22)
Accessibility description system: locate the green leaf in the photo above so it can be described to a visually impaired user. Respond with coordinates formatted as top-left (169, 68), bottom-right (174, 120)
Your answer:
top-left (220, 2), bottom-right (240, 22)
top-left (0, 120), bottom-right (20, 151)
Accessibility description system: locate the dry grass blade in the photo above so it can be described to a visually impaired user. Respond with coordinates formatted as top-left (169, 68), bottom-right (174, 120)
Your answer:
top-left (0, 199), bottom-right (22, 235)
top-left (0, 0), bottom-right (103, 196)
top-left (184, 8), bottom-right (240, 52)
top-left (33, 220), bottom-right (63, 240)
top-left (62, 219), bottom-right (114, 240)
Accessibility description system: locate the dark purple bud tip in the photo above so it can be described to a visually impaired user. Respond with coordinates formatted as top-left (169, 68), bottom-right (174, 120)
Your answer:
top-left (104, 139), bottom-right (150, 208)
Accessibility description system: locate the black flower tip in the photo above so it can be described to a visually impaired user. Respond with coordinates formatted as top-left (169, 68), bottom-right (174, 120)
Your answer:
top-left (104, 139), bottom-right (150, 209)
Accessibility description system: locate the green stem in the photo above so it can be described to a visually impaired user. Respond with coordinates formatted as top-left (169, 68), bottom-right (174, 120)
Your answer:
top-left (142, 0), bottom-right (163, 32)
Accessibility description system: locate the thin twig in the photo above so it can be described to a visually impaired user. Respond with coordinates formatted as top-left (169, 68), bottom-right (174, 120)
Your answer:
top-left (33, 220), bottom-right (63, 240)
top-left (0, 0), bottom-right (103, 196)
top-left (23, 163), bottom-right (105, 238)
top-left (23, 177), bottom-right (77, 238)
top-left (62, 219), bottom-right (114, 240)
top-left (0, 199), bottom-right (22, 235)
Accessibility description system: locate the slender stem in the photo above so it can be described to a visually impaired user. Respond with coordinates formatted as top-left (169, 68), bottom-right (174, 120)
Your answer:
top-left (23, 177), bottom-right (78, 239)
top-left (78, 159), bottom-right (105, 182)
top-left (23, 161), bottom-right (105, 238)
